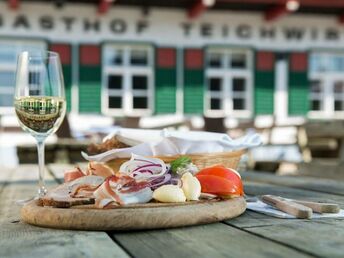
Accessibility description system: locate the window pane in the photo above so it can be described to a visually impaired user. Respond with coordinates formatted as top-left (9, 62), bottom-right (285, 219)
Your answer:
top-left (133, 97), bottom-right (148, 109)
top-left (208, 78), bottom-right (221, 91)
top-left (108, 75), bottom-right (122, 89)
top-left (334, 81), bottom-right (344, 93)
top-left (335, 101), bottom-right (343, 111)
top-left (310, 54), bottom-right (327, 72)
top-left (311, 100), bottom-right (321, 111)
top-left (310, 80), bottom-right (322, 93)
top-left (0, 71), bottom-right (15, 86)
top-left (0, 94), bottom-right (13, 107)
top-left (130, 49), bottom-right (148, 66)
top-left (0, 46), bottom-right (16, 63)
top-left (132, 75), bottom-right (148, 90)
top-left (29, 71), bottom-right (41, 85)
top-left (233, 98), bottom-right (245, 110)
top-left (207, 53), bottom-right (222, 68)
top-left (112, 50), bottom-right (123, 65)
top-left (29, 90), bottom-right (40, 95)
top-left (233, 78), bottom-right (246, 92)
top-left (231, 53), bottom-right (246, 68)
top-left (210, 98), bottom-right (221, 110)
top-left (108, 96), bottom-right (122, 108)
top-left (105, 48), bottom-right (123, 65)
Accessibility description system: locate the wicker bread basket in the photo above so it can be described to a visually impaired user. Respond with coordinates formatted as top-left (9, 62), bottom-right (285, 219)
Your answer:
top-left (106, 149), bottom-right (245, 172)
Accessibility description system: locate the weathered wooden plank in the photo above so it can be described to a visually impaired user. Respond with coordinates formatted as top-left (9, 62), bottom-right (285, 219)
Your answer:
top-left (0, 222), bottom-right (129, 258)
top-left (225, 180), bottom-right (344, 229)
top-left (244, 181), bottom-right (344, 207)
top-left (223, 181), bottom-right (344, 257)
top-left (242, 171), bottom-right (344, 196)
top-left (0, 166), bottom-right (129, 258)
top-left (111, 223), bottom-right (311, 258)
top-left (239, 219), bottom-right (344, 258)
top-left (0, 165), bottom-right (57, 223)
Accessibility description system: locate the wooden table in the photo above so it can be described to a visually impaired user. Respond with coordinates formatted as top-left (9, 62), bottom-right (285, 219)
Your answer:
top-left (1, 165), bottom-right (344, 258)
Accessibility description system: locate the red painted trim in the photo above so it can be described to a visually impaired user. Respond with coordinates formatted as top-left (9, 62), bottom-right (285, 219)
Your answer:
top-left (98, 0), bottom-right (111, 15)
top-left (290, 52), bottom-right (308, 72)
top-left (338, 13), bottom-right (344, 24)
top-left (50, 44), bottom-right (71, 65)
top-left (208, 0), bottom-right (344, 8)
top-left (188, 0), bottom-right (207, 19)
top-left (8, 0), bottom-right (19, 10)
top-left (80, 45), bottom-right (100, 65)
top-left (256, 51), bottom-right (275, 71)
top-left (157, 48), bottom-right (176, 68)
top-left (265, 5), bottom-right (289, 21)
top-left (185, 49), bottom-right (203, 69)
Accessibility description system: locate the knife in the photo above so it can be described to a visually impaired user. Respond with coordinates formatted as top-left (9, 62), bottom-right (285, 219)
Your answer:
top-left (288, 199), bottom-right (340, 214)
top-left (261, 195), bottom-right (313, 219)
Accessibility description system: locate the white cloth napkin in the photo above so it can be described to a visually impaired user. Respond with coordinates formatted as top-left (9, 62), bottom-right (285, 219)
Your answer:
top-left (82, 129), bottom-right (262, 162)
top-left (247, 200), bottom-right (344, 219)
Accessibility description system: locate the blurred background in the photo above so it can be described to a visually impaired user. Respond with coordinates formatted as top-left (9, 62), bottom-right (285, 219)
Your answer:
top-left (0, 0), bottom-right (343, 178)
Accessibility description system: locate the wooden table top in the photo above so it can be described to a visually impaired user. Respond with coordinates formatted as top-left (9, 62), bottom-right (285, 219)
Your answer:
top-left (1, 164), bottom-right (344, 258)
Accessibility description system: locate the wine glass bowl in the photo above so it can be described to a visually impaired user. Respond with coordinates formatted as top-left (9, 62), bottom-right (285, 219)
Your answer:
top-left (14, 51), bottom-right (66, 198)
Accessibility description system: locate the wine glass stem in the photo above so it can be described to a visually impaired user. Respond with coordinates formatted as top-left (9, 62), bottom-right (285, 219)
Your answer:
top-left (36, 139), bottom-right (47, 197)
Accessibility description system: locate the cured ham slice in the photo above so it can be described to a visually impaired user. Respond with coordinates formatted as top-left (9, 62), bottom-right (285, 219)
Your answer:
top-left (94, 175), bottom-right (153, 208)
top-left (87, 162), bottom-right (115, 178)
top-left (64, 167), bottom-right (85, 183)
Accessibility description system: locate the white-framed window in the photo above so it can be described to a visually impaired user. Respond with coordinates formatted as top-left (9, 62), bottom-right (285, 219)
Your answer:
top-left (0, 39), bottom-right (46, 114)
top-left (102, 44), bottom-right (154, 116)
top-left (0, 39), bottom-right (47, 114)
top-left (205, 48), bottom-right (253, 118)
top-left (309, 52), bottom-right (344, 118)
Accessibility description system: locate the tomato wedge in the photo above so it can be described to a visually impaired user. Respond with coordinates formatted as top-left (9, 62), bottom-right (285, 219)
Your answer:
top-left (196, 175), bottom-right (241, 196)
top-left (196, 165), bottom-right (244, 196)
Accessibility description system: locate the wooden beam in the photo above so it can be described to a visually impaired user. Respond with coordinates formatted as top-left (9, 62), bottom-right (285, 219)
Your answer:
top-left (8, 0), bottom-right (19, 10)
top-left (98, 0), bottom-right (112, 15)
top-left (219, 0), bottom-right (344, 8)
top-left (338, 13), bottom-right (344, 24)
top-left (264, 4), bottom-right (289, 21)
top-left (188, 0), bottom-right (207, 19)
top-left (188, 0), bottom-right (215, 19)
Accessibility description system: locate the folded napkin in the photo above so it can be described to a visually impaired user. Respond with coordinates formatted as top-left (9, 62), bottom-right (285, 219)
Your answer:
top-left (82, 129), bottom-right (262, 162)
top-left (247, 200), bottom-right (344, 219)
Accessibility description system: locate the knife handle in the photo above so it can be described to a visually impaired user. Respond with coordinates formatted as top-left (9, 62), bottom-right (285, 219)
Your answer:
top-left (292, 200), bottom-right (340, 214)
top-left (261, 195), bottom-right (313, 219)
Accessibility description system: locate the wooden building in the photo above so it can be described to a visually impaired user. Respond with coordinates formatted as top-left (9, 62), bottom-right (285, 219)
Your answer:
top-left (0, 0), bottom-right (343, 125)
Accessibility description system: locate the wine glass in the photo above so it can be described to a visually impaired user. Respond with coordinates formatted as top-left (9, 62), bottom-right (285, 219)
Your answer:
top-left (14, 51), bottom-right (66, 199)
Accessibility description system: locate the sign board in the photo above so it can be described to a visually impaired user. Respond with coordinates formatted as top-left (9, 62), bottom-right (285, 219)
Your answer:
top-left (0, 2), bottom-right (343, 50)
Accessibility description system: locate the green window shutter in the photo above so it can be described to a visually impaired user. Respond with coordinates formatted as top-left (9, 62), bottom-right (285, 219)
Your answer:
top-left (62, 64), bottom-right (72, 112)
top-left (288, 52), bottom-right (309, 115)
top-left (78, 45), bottom-right (101, 114)
top-left (49, 43), bottom-right (72, 112)
top-left (254, 51), bottom-right (275, 115)
top-left (155, 48), bottom-right (177, 114)
top-left (183, 48), bottom-right (204, 114)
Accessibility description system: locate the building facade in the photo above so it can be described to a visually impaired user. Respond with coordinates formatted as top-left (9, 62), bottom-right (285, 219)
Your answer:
top-left (0, 1), bottom-right (344, 123)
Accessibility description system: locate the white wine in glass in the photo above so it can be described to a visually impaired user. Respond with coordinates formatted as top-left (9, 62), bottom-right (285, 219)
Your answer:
top-left (14, 51), bottom-right (66, 198)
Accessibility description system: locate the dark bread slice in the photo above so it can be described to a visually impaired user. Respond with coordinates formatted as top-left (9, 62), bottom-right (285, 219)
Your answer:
top-left (40, 196), bottom-right (95, 208)
top-left (40, 175), bottom-right (104, 208)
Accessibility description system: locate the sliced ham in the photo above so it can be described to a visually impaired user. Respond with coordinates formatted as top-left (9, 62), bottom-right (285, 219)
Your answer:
top-left (87, 162), bottom-right (115, 178)
top-left (64, 167), bottom-right (85, 183)
top-left (94, 175), bottom-right (153, 207)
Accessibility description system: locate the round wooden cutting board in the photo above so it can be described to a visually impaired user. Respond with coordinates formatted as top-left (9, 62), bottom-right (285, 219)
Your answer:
top-left (21, 197), bottom-right (246, 231)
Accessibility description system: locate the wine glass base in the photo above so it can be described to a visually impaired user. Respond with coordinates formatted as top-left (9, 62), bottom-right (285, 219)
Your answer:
top-left (38, 186), bottom-right (48, 198)
top-left (15, 187), bottom-right (48, 206)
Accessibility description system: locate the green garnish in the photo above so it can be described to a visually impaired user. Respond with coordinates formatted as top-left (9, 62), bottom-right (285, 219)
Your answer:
top-left (170, 156), bottom-right (192, 173)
